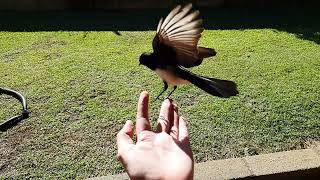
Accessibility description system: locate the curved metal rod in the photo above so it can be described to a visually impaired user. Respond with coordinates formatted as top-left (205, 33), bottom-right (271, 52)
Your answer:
top-left (0, 87), bottom-right (29, 131)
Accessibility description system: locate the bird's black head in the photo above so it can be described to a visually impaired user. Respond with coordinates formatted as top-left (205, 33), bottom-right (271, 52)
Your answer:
top-left (139, 52), bottom-right (156, 70)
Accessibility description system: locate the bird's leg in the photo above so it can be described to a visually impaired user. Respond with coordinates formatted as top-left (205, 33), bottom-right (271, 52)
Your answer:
top-left (166, 86), bottom-right (177, 99)
top-left (155, 81), bottom-right (168, 101)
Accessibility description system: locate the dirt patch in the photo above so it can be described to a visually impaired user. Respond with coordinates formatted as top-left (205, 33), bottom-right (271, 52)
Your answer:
top-left (179, 92), bottom-right (201, 107)
top-left (2, 48), bottom-right (26, 62)
top-left (0, 125), bottom-right (34, 170)
top-left (28, 95), bottom-right (51, 105)
top-left (88, 88), bottom-right (107, 99)
top-left (1, 37), bottom-right (67, 63)
top-left (31, 38), bottom-right (67, 50)
top-left (61, 132), bottom-right (85, 147)
top-left (43, 53), bottom-right (63, 61)
top-left (0, 95), bottom-right (21, 124)
top-left (57, 97), bottom-right (85, 124)
top-left (0, 125), bottom-right (35, 176)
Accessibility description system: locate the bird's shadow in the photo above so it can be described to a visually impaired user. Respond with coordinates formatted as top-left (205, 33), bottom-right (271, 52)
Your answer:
top-left (0, 8), bottom-right (319, 44)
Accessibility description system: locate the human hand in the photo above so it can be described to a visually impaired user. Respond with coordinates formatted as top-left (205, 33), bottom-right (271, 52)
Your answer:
top-left (116, 91), bottom-right (194, 180)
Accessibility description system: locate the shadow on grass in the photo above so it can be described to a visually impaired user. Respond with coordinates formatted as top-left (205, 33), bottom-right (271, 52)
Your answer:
top-left (0, 8), bottom-right (319, 44)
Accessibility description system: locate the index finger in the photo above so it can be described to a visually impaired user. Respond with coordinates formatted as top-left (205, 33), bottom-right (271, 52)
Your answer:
top-left (136, 91), bottom-right (151, 136)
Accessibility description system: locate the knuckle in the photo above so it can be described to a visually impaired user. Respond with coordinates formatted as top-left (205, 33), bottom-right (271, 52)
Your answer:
top-left (171, 126), bottom-right (178, 133)
top-left (158, 116), bottom-right (169, 123)
top-left (138, 131), bottom-right (149, 140)
top-left (138, 131), bottom-right (154, 141)
top-left (136, 117), bottom-right (146, 122)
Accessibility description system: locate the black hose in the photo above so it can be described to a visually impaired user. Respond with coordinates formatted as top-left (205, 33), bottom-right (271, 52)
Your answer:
top-left (0, 88), bottom-right (29, 131)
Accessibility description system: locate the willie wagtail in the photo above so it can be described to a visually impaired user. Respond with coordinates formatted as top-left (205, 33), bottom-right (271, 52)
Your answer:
top-left (139, 4), bottom-right (239, 99)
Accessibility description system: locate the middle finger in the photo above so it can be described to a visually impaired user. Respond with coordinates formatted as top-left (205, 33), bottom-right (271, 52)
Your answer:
top-left (157, 99), bottom-right (174, 133)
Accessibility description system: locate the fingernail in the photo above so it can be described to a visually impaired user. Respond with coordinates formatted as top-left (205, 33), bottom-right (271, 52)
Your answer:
top-left (141, 91), bottom-right (149, 97)
top-left (140, 91), bottom-right (149, 98)
top-left (163, 99), bottom-right (173, 107)
top-left (165, 98), bottom-right (173, 103)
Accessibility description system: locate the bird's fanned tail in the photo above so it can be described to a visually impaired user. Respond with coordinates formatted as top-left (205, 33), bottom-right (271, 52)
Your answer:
top-left (177, 67), bottom-right (238, 98)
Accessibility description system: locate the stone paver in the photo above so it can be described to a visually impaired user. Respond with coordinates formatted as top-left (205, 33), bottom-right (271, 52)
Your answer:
top-left (311, 142), bottom-right (320, 156)
top-left (195, 158), bottom-right (252, 180)
top-left (244, 148), bottom-right (320, 176)
top-left (88, 173), bottom-right (128, 180)
top-left (89, 145), bottom-right (320, 180)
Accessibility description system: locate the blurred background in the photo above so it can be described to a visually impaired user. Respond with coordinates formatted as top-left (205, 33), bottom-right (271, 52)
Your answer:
top-left (0, 0), bottom-right (319, 11)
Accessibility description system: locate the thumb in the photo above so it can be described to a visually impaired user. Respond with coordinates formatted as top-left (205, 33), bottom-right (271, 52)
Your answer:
top-left (117, 120), bottom-right (134, 154)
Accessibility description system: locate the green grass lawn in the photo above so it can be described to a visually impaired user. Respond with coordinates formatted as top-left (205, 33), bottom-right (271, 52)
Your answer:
top-left (1, 11), bottom-right (320, 179)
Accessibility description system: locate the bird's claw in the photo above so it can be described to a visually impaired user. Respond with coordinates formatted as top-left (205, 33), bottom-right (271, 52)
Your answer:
top-left (165, 95), bottom-right (173, 101)
top-left (153, 96), bottom-right (172, 103)
top-left (153, 96), bottom-right (161, 103)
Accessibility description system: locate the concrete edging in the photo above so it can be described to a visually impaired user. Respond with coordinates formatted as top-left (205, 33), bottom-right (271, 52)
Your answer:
top-left (90, 145), bottom-right (320, 180)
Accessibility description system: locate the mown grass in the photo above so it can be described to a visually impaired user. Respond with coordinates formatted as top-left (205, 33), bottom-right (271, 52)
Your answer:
top-left (1, 13), bottom-right (320, 179)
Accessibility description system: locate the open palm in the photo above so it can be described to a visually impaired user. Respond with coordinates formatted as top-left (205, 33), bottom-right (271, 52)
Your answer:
top-left (117, 91), bottom-right (193, 180)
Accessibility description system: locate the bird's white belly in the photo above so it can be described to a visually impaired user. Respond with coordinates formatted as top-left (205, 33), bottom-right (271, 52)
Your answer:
top-left (155, 69), bottom-right (189, 85)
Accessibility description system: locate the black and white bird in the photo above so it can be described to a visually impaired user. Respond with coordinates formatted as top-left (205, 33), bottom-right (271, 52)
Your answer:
top-left (139, 4), bottom-right (238, 100)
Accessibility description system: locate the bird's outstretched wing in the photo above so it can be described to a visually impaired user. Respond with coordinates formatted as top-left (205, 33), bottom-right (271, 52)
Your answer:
top-left (153, 4), bottom-right (216, 68)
